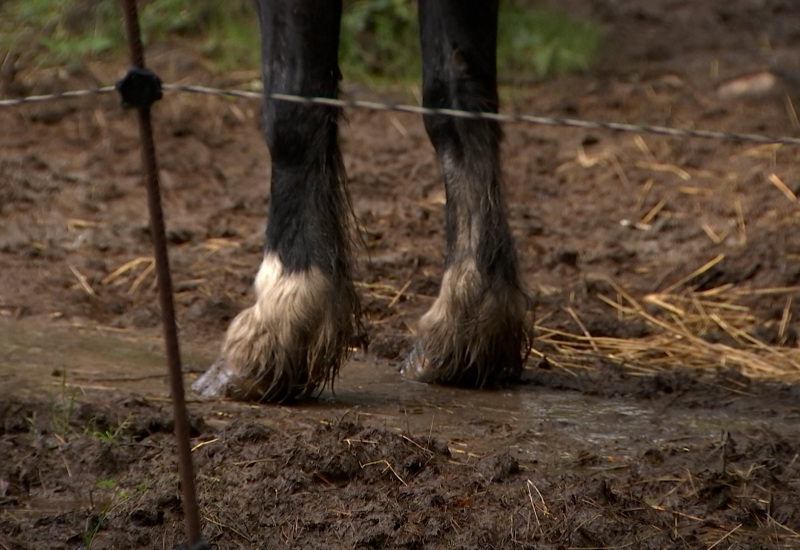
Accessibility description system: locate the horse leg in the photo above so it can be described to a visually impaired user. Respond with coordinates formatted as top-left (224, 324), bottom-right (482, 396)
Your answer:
top-left (192, 0), bottom-right (358, 402)
top-left (404, 0), bottom-right (531, 387)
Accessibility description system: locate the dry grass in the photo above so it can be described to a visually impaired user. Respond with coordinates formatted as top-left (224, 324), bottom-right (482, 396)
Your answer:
top-left (534, 275), bottom-right (800, 382)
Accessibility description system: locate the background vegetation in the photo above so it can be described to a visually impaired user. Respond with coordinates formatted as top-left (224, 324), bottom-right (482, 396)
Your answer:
top-left (0, 0), bottom-right (600, 84)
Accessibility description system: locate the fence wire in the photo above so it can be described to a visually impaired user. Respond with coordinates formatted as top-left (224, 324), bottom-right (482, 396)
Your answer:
top-left (2, 82), bottom-right (800, 147)
top-left (0, 85), bottom-right (117, 105)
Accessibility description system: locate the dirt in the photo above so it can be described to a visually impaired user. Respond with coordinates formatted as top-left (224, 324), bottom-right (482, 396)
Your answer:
top-left (2, 0), bottom-right (800, 548)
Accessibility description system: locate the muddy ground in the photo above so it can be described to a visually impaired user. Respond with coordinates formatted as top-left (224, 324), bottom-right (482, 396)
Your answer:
top-left (3, 0), bottom-right (800, 548)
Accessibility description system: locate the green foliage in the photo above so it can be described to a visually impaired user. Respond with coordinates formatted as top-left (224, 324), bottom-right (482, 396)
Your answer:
top-left (340, 0), bottom-right (420, 84)
top-left (85, 478), bottom-right (123, 549)
top-left (0, 0), bottom-right (259, 71)
top-left (0, 0), bottom-right (599, 82)
top-left (83, 479), bottom-right (150, 548)
top-left (0, 0), bottom-right (123, 63)
top-left (95, 478), bottom-right (117, 490)
top-left (138, 0), bottom-right (260, 71)
top-left (48, 371), bottom-right (78, 436)
top-left (340, 0), bottom-right (600, 84)
top-left (498, 6), bottom-right (600, 78)
top-left (91, 416), bottom-right (132, 442)
top-left (30, 370), bottom-right (131, 442)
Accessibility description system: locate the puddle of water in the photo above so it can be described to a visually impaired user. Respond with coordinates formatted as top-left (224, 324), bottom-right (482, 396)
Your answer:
top-left (0, 318), bottom-right (212, 397)
top-left (0, 318), bottom-right (778, 460)
top-left (310, 360), bottom-right (753, 460)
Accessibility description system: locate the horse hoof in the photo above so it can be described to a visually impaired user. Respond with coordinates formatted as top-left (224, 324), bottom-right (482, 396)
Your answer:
top-left (400, 343), bottom-right (434, 382)
top-left (190, 356), bottom-right (235, 398)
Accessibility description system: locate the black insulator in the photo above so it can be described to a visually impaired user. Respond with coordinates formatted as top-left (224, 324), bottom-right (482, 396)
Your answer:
top-left (116, 66), bottom-right (163, 109)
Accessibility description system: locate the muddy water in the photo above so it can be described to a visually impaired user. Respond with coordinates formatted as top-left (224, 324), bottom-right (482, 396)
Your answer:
top-left (0, 318), bottom-right (774, 463)
top-left (312, 360), bottom-right (755, 463)
top-left (0, 318), bottom-right (213, 397)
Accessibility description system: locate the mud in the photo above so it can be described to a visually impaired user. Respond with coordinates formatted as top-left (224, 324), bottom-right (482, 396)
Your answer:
top-left (2, 0), bottom-right (800, 548)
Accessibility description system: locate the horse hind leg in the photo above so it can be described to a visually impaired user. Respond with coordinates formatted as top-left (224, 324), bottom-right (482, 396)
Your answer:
top-left (404, 0), bottom-right (532, 387)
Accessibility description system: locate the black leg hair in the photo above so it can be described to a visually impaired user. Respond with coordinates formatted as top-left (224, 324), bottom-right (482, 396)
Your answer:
top-left (192, 0), bottom-right (359, 402)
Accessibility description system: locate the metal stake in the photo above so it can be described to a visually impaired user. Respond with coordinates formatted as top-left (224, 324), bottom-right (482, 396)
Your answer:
top-left (120, 0), bottom-right (202, 545)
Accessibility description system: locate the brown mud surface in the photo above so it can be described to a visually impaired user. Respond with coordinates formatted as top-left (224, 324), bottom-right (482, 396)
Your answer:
top-left (3, 0), bottom-right (800, 548)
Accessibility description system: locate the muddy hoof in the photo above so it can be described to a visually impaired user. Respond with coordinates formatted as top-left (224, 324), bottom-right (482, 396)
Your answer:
top-left (400, 341), bottom-right (523, 388)
top-left (190, 354), bottom-right (316, 403)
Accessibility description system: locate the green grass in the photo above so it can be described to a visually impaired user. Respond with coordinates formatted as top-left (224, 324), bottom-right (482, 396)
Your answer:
top-left (47, 370), bottom-right (79, 437)
top-left (84, 478), bottom-right (149, 550)
top-left (91, 416), bottom-right (132, 443)
top-left (0, 0), bottom-right (600, 83)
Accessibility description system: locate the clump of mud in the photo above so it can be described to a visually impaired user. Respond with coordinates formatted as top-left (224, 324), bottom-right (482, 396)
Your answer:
top-left (2, 383), bottom-right (799, 549)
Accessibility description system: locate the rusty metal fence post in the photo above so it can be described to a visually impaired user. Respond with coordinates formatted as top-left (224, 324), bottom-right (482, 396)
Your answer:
top-left (118, 0), bottom-right (203, 546)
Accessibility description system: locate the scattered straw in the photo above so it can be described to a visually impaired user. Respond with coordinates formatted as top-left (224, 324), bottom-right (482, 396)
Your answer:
top-left (343, 438), bottom-right (379, 446)
top-left (191, 438), bottom-right (219, 452)
top-left (101, 257), bottom-right (153, 286)
top-left (633, 135), bottom-right (656, 162)
top-left (129, 259), bottom-right (155, 294)
top-left (389, 115), bottom-right (408, 138)
top-left (536, 277), bottom-right (800, 382)
top-left (66, 218), bottom-right (104, 230)
top-left (526, 479), bottom-right (549, 516)
top-left (779, 296), bottom-right (793, 339)
top-left (706, 523), bottom-right (742, 550)
top-left (388, 277), bottom-right (413, 308)
top-left (190, 238), bottom-right (241, 270)
top-left (786, 96), bottom-right (800, 129)
top-left (360, 459), bottom-right (407, 486)
top-left (677, 186), bottom-right (713, 196)
top-left (68, 265), bottom-right (96, 297)
top-left (355, 280), bottom-right (432, 304)
top-left (400, 434), bottom-right (435, 457)
top-left (735, 197), bottom-right (747, 243)
top-left (640, 197), bottom-right (668, 225)
top-left (767, 173), bottom-right (797, 201)
top-left (565, 306), bottom-right (598, 352)
top-left (661, 254), bottom-right (725, 294)
top-left (735, 143), bottom-right (782, 159)
top-left (635, 161), bottom-right (692, 181)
